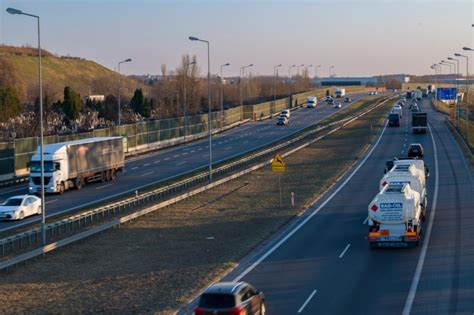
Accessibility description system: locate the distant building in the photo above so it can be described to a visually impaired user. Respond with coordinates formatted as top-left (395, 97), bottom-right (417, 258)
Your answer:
top-left (315, 77), bottom-right (378, 86)
top-left (84, 95), bottom-right (105, 103)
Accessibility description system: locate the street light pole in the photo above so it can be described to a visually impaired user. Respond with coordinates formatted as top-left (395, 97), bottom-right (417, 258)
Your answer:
top-left (462, 47), bottom-right (472, 146)
top-left (273, 64), bottom-right (282, 115)
top-left (288, 64), bottom-right (296, 106)
top-left (118, 58), bottom-right (132, 126)
top-left (189, 36), bottom-right (213, 182)
top-left (329, 65), bottom-right (335, 77)
top-left (7, 7), bottom-right (47, 245)
top-left (183, 60), bottom-right (196, 139)
top-left (239, 64), bottom-right (253, 120)
top-left (219, 63), bottom-right (230, 128)
top-left (448, 57), bottom-right (461, 127)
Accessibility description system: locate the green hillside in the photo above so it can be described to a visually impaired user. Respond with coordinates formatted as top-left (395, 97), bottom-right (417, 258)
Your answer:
top-left (0, 45), bottom-right (146, 102)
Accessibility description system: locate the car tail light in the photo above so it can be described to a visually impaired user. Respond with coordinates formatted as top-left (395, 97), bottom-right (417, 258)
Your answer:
top-left (368, 237), bottom-right (377, 241)
top-left (229, 307), bottom-right (246, 315)
top-left (407, 236), bottom-right (418, 241)
top-left (371, 204), bottom-right (378, 212)
top-left (193, 307), bottom-right (204, 315)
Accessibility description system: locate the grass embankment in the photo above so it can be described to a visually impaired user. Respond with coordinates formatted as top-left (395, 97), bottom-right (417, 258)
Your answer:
top-left (0, 98), bottom-right (395, 313)
top-left (0, 45), bottom-right (146, 100)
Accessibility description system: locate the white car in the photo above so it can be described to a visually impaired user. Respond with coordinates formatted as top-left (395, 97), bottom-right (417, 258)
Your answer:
top-left (276, 116), bottom-right (289, 125)
top-left (280, 110), bottom-right (290, 119)
top-left (334, 102), bottom-right (342, 108)
top-left (0, 195), bottom-right (42, 220)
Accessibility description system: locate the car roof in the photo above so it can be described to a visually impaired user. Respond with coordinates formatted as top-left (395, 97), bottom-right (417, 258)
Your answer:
top-left (409, 143), bottom-right (422, 147)
top-left (204, 282), bottom-right (249, 294)
top-left (8, 195), bottom-right (30, 200)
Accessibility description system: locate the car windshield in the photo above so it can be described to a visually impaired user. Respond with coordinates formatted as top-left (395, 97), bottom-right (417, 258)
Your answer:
top-left (199, 293), bottom-right (235, 308)
top-left (30, 161), bottom-right (56, 173)
top-left (3, 198), bottom-right (22, 206)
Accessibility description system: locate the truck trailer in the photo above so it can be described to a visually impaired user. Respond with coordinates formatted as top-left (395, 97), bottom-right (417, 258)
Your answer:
top-left (380, 159), bottom-right (428, 212)
top-left (415, 89), bottom-right (422, 101)
top-left (335, 88), bottom-right (346, 98)
top-left (28, 137), bottom-right (125, 194)
top-left (412, 112), bottom-right (427, 133)
top-left (368, 183), bottom-right (423, 248)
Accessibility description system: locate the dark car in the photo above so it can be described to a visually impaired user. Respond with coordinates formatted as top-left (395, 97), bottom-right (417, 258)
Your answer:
top-left (194, 281), bottom-right (265, 315)
top-left (388, 113), bottom-right (400, 127)
top-left (408, 143), bottom-right (424, 158)
top-left (344, 96), bottom-right (352, 103)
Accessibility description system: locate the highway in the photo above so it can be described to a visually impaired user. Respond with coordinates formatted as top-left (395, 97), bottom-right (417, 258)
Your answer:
top-left (217, 97), bottom-right (473, 314)
top-left (0, 93), bottom-right (370, 234)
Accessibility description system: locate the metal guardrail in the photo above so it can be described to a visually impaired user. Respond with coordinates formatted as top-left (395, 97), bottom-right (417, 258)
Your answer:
top-left (0, 95), bottom-right (395, 269)
top-left (0, 175), bottom-right (29, 188)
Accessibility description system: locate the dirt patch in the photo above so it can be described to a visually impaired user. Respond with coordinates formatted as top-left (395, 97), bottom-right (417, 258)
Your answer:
top-left (0, 100), bottom-right (394, 314)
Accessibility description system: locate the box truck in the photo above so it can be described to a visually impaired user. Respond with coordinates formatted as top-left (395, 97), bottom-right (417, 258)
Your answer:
top-left (412, 112), bottom-right (427, 133)
top-left (335, 88), bottom-right (346, 98)
top-left (306, 96), bottom-right (317, 108)
top-left (28, 137), bottom-right (125, 194)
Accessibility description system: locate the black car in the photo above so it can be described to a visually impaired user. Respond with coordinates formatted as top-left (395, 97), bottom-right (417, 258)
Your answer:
top-left (388, 113), bottom-right (400, 127)
top-left (408, 143), bottom-right (424, 158)
top-left (194, 282), bottom-right (265, 315)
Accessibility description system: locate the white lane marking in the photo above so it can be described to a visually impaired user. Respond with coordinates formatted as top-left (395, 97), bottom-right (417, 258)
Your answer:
top-left (154, 160), bottom-right (160, 164)
top-left (363, 217), bottom-right (368, 224)
top-left (183, 152), bottom-right (188, 155)
top-left (298, 289), bottom-right (318, 313)
top-left (173, 155), bottom-right (179, 158)
top-left (339, 244), bottom-right (351, 259)
top-left (131, 167), bottom-right (139, 170)
top-left (0, 186), bottom-right (27, 195)
top-left (258, 136), bottom-right (263, 139)
top-left (197, 148), bottom-right (203, 151)
top-left (224, 147), bottom-right (232, 150)
top-left (403, 124), bottom-right (439, 315)
top-left (233, 121), bottom-right (389, 283)
top-left (164, 157), bottom-right (170, 161)
top-left (176, 161), bottom-right (186, 166)
top-left (191, 150), bottom-right (196, 153)
top-left (144, 163), bottom-right (150, 167)
top-left (218, 142), bottom-right (223, 145)
top-left (141, 171), bottom-right (155, 177)
top-left (96, 183), bottom-right (113, 190)
top-left (243, 140), bottom-right (249, 144)
top-left (46, 199), bottom-right (58, 205)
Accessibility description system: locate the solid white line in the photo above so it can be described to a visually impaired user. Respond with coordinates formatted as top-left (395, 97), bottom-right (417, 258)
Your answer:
top-left (96, 183), bottom-right (112, 190)
top-left (339, 243), bottom-right (351, 259)
top-left (46, 199), bottom-right (58, 205)
top-left (0, 186), bottom-right (27, 195)
top-left (176, 161), bottom-right (186, 166)
top-left (298, 290), bottom-right (317, 313)
top-left (131, 167), bottom-right (139, 170)
top-left (402, 124), bottom-right (439, 315)
top-left (363, 217), bottom-right (368, 224)
top-left (141, 171), bottom-right (155, 177)
top-left (233, 121), bottom-right (389, 283)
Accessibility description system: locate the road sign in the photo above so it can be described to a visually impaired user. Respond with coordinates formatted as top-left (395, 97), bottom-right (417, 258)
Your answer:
top-left (437, 87), bottom-right (457, 100)
top-left (272, 153), bottom-right (286, 172)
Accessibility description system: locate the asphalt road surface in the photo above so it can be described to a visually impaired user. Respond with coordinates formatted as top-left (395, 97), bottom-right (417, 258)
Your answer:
top-left (0, 93), bottom-right (369, 234)
top-left (218, 97), bottom-right (473, 314)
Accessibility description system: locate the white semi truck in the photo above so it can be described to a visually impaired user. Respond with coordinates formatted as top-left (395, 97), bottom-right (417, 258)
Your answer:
top-left (28, 137), bottom-right (124, 194)
top-left (380, 159), bottom-right (428, 212)
top-left (368, 183), bottom-right (423, 247)
top-left (306, 96), bottom-right (317, 108)
top-left (415, 89), bottom-right (422, 101)
top-left (335, 88), bottom-right (346, 98)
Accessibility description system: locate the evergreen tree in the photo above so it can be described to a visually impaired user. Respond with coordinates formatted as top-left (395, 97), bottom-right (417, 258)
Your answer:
top-left (98, 94), bottom-right (118, 123)
top-left (0, 88), bottom-right (21, 123)
top-left (61, 86), bottom-right (83, 121)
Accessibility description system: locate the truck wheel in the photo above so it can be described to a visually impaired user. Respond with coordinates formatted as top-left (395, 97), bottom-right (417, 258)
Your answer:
top-left (105, 170), bottom-right (111, 181)
top-left (75, 177), bottom-right (83, 190)
top-left (100, 171), bottom-right (106, 183)
top-left (59, 182), bottom-right (65, 194)
top-left (110, 169), bottom-right (116, 181)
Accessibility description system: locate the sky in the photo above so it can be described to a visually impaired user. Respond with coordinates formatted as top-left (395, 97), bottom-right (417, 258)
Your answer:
top-left (0, 0), bottom-right (473, 77)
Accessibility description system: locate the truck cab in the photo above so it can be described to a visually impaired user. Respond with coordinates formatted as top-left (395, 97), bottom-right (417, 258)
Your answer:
top-left (306, 96), bottom-right (317, 108)
top-left (29, 146), bottom-right (69, 194)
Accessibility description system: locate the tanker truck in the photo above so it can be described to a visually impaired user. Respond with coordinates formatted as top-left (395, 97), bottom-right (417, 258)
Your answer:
top-left (368, 183), bottom-right (423, 248)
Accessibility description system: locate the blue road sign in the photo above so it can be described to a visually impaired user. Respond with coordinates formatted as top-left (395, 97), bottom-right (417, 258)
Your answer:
top-left (437, 87), bottom-right (457, 100)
